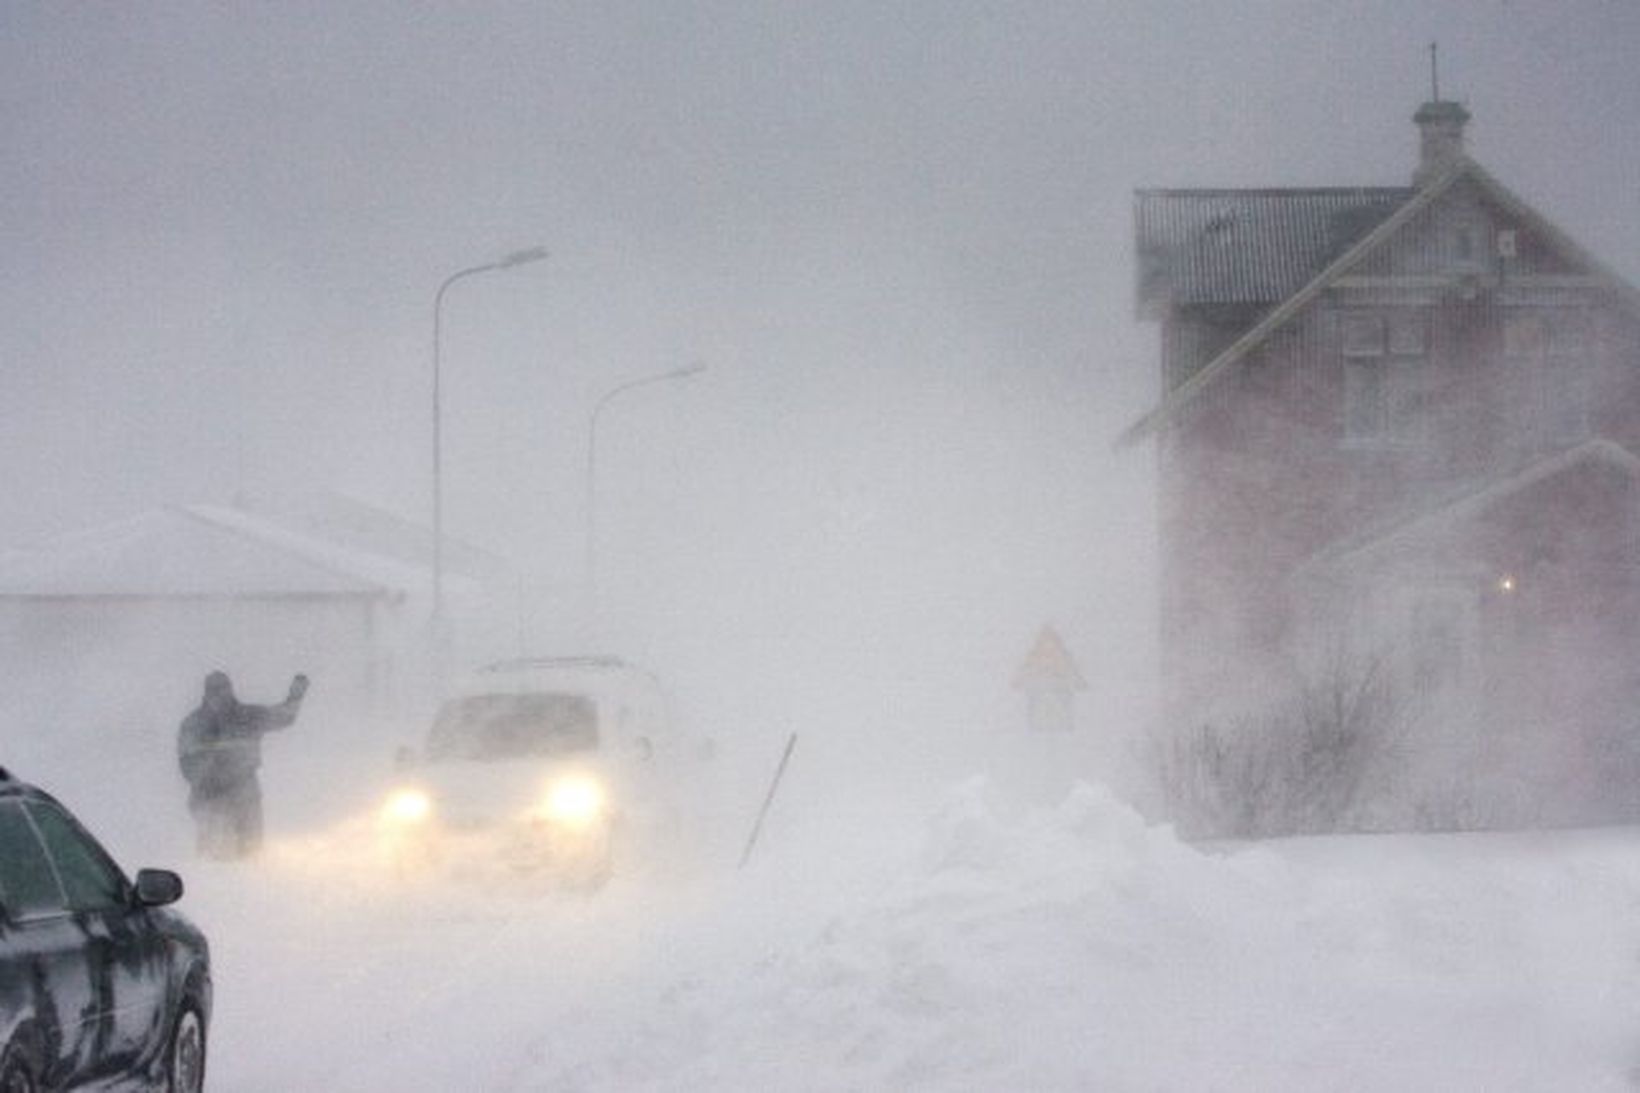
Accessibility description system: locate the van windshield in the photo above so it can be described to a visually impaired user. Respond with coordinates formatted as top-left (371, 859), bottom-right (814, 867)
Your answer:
top-left (426, 692), bottom-right (598, 761)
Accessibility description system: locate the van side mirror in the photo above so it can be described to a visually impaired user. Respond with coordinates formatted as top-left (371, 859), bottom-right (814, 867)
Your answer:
top-left (134, 868), bottom-right (184, 907)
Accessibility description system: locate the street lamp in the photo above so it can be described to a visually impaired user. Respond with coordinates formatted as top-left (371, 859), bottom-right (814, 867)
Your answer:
top-left (431, 245), bottom-right (548, 650)
top-left (585, 361), bottom-right (706, 631)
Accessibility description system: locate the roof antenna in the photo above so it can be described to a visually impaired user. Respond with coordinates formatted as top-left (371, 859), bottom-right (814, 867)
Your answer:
top-left (1429, 41), bottom-right (1440, 102)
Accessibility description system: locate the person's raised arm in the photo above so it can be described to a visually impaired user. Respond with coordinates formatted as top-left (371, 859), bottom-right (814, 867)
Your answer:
top-left (250, 674), bottom-right (309, 732)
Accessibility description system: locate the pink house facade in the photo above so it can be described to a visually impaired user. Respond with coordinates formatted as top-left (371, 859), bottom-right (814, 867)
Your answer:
top-left (1127, 102), bottom-right (1640, 828)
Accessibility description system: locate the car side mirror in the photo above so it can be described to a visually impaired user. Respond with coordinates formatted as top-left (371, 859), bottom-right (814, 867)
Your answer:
top-left (134, 868), bottom-right (184, 907)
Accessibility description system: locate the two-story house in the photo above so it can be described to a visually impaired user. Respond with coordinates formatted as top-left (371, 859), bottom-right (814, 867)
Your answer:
top-left (1126, 100), bottom-right (1640, 829)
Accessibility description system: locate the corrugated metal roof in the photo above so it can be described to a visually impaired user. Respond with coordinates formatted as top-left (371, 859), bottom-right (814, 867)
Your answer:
top-left (1136, 187), bottom-right (1412, 307)
top-left (1121, 157), bottom-right (1640, 447)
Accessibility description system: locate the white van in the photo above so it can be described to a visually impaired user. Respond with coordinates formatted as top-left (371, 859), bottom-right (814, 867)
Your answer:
top-left (377, 657), bottom-right (678, 887)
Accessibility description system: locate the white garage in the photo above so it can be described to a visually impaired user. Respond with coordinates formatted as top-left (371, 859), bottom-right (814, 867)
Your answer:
top-left (0, 505), bottom-right (430, 749)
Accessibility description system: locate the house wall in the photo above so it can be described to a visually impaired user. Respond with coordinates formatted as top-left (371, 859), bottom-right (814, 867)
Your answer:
top-left (1155, 185), bottom-right (1640, 743)
top-left (1474, 462), bottom-right (1640, 811)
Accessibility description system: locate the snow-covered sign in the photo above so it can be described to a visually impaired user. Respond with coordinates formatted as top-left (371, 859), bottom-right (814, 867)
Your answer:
top-left (1012, 625), bottom-right (1086, 733)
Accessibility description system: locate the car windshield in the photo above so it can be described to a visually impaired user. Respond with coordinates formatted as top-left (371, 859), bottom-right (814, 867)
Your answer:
top-left (425, 692), bottom-right (598, 761)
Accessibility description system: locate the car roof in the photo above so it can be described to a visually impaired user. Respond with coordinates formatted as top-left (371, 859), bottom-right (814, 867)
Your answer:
top-left (475, 655), bottom-right (639, 679)
top-left (0, 767), bottom-right (56, 804)
top-left (451, 656), bottom-right (662, 696)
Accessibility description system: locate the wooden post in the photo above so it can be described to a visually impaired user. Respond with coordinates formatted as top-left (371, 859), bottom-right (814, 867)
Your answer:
top-left (738, 732), bottom-right (798, 869)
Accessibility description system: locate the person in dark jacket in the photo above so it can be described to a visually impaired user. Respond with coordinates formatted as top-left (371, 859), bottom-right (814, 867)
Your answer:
top-left (178, 670), bottom-right (308, 859)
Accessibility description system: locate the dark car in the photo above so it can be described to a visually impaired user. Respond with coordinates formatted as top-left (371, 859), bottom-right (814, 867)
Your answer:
top-left (0, 768), bottom-right (210, 1091)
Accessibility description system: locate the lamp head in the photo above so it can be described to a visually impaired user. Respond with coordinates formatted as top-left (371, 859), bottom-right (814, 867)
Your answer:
top-left (498, 246), bottom-right (549, 269)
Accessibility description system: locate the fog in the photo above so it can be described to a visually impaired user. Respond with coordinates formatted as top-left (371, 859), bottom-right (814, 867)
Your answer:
top-left (7, 4), bottom-right (1639, 770)
top-left (6, 3), bottom-right (1640, 1087)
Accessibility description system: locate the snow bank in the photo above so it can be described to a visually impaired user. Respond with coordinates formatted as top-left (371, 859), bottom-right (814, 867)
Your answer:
top-left (516, 778), bottom-right (1640, 1092)
top-left (518, 779), bottom-right (1269, 1091)
top-left (179, 764), bottom-right (1640, 1092)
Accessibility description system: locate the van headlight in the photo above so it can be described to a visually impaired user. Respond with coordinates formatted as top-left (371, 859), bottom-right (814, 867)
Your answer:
top-left (381, 787), bottom-right (434, 827)
top-left (540, 774), bottom-right (607, 828)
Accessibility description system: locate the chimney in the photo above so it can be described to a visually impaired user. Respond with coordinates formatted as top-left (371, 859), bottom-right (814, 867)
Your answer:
top-left (1413, 99), bottom-right (1470, 186)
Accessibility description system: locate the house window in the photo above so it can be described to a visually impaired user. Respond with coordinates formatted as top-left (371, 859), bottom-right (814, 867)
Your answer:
top-left (1342, 312), bottom-right (1430, 447)
top-left (1455, 227), bottom-right (1475, 262)
top-left (1552, 315), bottom-right (1590, 355)
top-left (1451, 220), bottom-right (1492, 272)
top-left (1388, 313), bottom-right (1428, 356)
top-left (1545, 316), bottom-right (1593, 442)
top-left (1407, 589), bottom-right (1474, 700)
top-left (1342, 315), bottom-right (1385, 357)
top-left (1504, 311), bottom-right (1591, 448)
top-left (1345, 360), bottom-right (1389, 440)
top-left (1503, 313), bottom-right (1546, 357)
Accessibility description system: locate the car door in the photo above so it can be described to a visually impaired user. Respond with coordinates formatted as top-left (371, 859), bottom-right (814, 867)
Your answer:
top-left (0, 798), bottom-right (102, 1088)
top-left (25, 799), bottom-right (172, 1078)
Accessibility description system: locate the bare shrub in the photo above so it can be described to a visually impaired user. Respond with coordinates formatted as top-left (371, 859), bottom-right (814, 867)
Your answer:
top-left (1159, 649), bottom-right (1407, 837)
top-left (1410, 772), bottom-right (1542, 832)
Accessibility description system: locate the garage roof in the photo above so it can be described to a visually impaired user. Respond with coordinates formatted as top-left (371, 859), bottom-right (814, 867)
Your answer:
top-left (0, 506), bottom-right (414, 600)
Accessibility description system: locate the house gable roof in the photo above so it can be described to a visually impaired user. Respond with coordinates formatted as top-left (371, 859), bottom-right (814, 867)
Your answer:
top-left (1120, 157), bottom-right (1640, 448)
top-left (1302, 439), bottom-right (1640, 577)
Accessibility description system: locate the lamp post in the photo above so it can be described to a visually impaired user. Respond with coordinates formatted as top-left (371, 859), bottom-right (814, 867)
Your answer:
top-left (585, 361), bottom-right (706, 633)
top-left (431, 245), bottom-right (548, 656)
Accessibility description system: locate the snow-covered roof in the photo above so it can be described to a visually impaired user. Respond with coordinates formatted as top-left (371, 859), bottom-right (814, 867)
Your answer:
top-left (0, 505), bottom-right (418, 599)
top-left (231, 488), bottom-right (511, 586)
top-left (453, 655), bottom-right (667, 705)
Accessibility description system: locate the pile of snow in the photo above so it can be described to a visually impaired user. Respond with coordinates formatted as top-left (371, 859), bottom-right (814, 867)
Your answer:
top-left (15, 707), bottom-right (1640, 1090)
top-left (170, 767), bottom-right (1640, 1091)
top-left (528, 780), bottom-right (1640, 1091)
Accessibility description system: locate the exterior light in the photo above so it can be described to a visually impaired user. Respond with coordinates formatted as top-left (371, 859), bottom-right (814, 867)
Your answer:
top-left (498, 246), bottom-right (550, 269)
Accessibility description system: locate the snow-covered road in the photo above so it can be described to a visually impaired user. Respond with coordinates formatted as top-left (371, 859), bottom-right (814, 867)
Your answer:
top-left (176, 774), bottom-right (1640, 1091)
top-left (17, 706), bottom-right (1640, 1091)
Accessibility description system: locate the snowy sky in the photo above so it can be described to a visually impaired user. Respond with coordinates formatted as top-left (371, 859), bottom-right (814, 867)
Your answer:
top-left (4, 1), bottom-right (1640, 737)
top-left (7, 10), bottom-right (1640, 1085)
